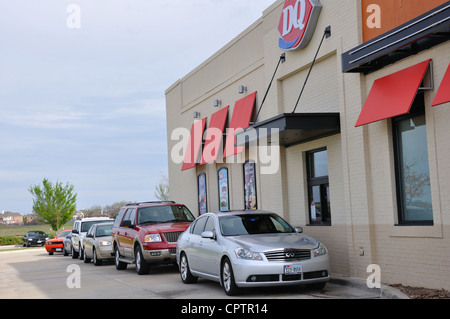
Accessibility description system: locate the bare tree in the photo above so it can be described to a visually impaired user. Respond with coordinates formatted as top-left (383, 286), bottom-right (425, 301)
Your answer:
top-left (155, 175), bottom-right (169, 201)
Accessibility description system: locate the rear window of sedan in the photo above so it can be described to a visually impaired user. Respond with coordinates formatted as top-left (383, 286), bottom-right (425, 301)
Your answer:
top-left (219, 214), bottom-right (294, 236)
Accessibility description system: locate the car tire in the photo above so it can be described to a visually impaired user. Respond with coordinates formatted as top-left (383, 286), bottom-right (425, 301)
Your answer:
top-left (71, 245), bottom-right (79, 259)
top-left (222, 258), bottom-right (240, 296)
top-left (48, 251), bottom-right (53, 255)
top-left (115, 245), bottom-right (127, 270)
top-left (79, 247), bottom-right (84, 260)
top-left (135, 245), bottom-right (150, 275)
top-left (63, 247), bottom-right (69, 256)
top-left (180, 253), bottom-right (198, 284)
top-left (93, 248), bottom-right (103, 266)
top-left (84, 249), bottom-right (91, 263)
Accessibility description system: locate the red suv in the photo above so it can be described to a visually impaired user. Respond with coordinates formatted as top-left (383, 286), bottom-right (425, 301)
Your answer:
top-left (112, 201), bottom-right (195, 275)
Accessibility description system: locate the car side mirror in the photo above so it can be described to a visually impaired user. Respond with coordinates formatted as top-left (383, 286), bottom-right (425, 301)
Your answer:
top-left (201, 231), bottom-right (216, 240)
top-left (72, 229), bottom-right (79, 234)
top-left (86, 234), bottom-right (93, 238)
top-left (294, 227), bottom-right (303, 233)
top-left (121, 220), bottom-right (133, 228)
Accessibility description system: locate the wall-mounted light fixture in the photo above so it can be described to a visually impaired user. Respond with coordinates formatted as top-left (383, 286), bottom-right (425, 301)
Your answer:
top-left (193, 111), bottom-right (201, 118)
top-left (238, 85), bottom-right (247, 94)
top-left (213, 99), bottom-right (222, 107)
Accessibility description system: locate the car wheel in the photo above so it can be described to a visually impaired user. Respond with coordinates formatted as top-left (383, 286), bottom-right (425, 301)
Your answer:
top-left (48, 251), bottom-right (53, 255)
top-left (63, 247), bottom-right (68, 256)
top-left (79, 247), bottom-right (84, 260)
top-left (180, 253), bottom-right (198, 284)
top-left (71, 245), bottom-right (79, 259)
top-left (83, 249), bottom-right (91, 263)
top-left (114, 245), bottom-right (127, 270)
top-left (135, 245), bottom-right (150, 275)
top-left (93, 248), bottom-right (102, 266)
top-left (222, 258), bottom-right (240, 296)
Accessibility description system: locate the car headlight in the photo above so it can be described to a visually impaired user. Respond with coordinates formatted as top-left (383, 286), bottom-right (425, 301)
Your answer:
top-left (99, 241), bottom-right (112, 246)
top-left (28, 238), bottom-right (33, 241)
top-left (144, 234), bottom-right (162, 243)
top-left (313, 243), bottom-right (328, 257)
top-left (234, 247), bottom-right (263, 261)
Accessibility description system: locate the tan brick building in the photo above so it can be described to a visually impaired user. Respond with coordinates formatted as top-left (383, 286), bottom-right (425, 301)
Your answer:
top-left (165, 0), bottom-right (450, 290)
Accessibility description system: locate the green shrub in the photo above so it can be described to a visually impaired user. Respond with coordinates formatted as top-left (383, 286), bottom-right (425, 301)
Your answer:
top-left (0, 236), bottom-right (23, 245)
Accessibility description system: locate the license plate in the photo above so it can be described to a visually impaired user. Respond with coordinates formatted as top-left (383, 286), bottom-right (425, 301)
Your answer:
top-left (56, 248), bottom-right (62, 252)
top-left (284, 264), bottom-right (302, 275)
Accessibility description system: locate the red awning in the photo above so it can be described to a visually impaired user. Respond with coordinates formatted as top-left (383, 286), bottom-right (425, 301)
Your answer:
top-left (223, 92), bottom-right (257, 158)
top-left (181, 118), bottom-right (206, 171)
top-left (201, 106), bottom-right (229, 165)
top-left (432, 62), bottom-right (450, 107)
top-left (355, 59), bottom-right (431, 127)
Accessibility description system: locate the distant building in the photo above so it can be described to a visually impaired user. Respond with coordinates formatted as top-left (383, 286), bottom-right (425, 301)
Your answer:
top-left (23, 214), bottom-right (38, 224)
top-left (0, 211), bottom-right (23, 225)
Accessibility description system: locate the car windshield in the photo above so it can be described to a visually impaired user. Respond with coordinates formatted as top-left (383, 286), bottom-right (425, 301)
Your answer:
top-left (219, 214), bottom-right (295, 236)
top-left (81, 220), bottom-right (112, 232)
top-left (57, 230), bottom-right (71, 237)
top-left (28, 231), bottom-right (46, 237)
top-left (95, 224), bottom-right (113, 237)
top-left (137, 205), bottom-right (195, 225)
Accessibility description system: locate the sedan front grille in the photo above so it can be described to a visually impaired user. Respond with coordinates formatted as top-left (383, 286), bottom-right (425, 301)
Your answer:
top-left (162, 231), bottom-right (184, 243)
top-left (264, 249), bottom-right (311, 262)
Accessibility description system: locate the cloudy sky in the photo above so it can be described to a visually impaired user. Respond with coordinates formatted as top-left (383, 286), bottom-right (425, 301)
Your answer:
top-left (0, 0), bottom-right (276, 214)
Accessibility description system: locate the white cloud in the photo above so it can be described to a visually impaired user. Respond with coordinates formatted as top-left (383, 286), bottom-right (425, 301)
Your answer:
top-left (0, 104), bottom-right (89, 129)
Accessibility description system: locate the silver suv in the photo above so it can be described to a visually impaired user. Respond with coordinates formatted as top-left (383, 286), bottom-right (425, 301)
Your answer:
top-left (71, 217), bottom-right (114, 260)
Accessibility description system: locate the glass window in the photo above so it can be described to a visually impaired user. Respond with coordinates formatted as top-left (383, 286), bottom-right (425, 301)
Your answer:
top-left (218, 167), bottom-right (230, 211)
top-left (82, 220), bottom-right (113, 232)
top-left (219, 214), bottom-right (294, 236)
top-left (310, 150), bottom-right (328, 177)
top-left (96, 224), bottom-right (113, 237)
top-left (393, 95), bottom-right (433, 225)
top-left (243, 161), bottom-right (257, 210)
top-left (113, 208), bottom-right (126, 228)
top-left (192, 216), bottom-right (208, 236)
top-left (306, 148), bottom-right (331, 225)
top-left (204, 216), bottom-right (215, 232)
top-left (137, 205), bottom-right (195, 225)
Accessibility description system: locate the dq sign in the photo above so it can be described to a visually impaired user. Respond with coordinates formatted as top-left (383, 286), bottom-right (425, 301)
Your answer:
top-left (278, 0), bottom-right (322, 50)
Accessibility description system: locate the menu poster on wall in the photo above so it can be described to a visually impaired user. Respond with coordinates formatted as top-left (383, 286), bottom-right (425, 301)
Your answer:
top-left (218, 168), bottom-right (230, 211)
top-left (244, 161), bottom-right (257, 210)
top-left (198, 173), bottom-right (207, 215)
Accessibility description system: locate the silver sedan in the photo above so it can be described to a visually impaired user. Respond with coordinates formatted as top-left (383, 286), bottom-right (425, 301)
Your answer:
top-left (176, 211), bottom-right (330, 296)
top-left (83, 222), bottom-right (114, 266)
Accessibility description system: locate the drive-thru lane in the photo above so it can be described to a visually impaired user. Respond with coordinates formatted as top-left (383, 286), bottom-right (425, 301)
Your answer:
top-left (0, 247), bottom-right (406, 299)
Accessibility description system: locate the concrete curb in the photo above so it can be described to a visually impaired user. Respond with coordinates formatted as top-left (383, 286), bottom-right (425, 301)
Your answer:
top-left (330, 274), bottom-right (410, 299)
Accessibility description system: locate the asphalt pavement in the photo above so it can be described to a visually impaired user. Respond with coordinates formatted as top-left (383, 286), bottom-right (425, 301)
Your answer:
top-left (0, 245), bottom-right (409, 299)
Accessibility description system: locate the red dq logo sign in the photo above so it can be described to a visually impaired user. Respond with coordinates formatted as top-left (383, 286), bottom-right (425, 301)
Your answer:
top-left (278, 0), bottom-right (322, 51)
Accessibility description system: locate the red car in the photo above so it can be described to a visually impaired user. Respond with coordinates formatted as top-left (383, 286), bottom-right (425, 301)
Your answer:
top-left (45, 230), bottom-right (72, 255)
top-left (112, 201), bottom-right (195, 275)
